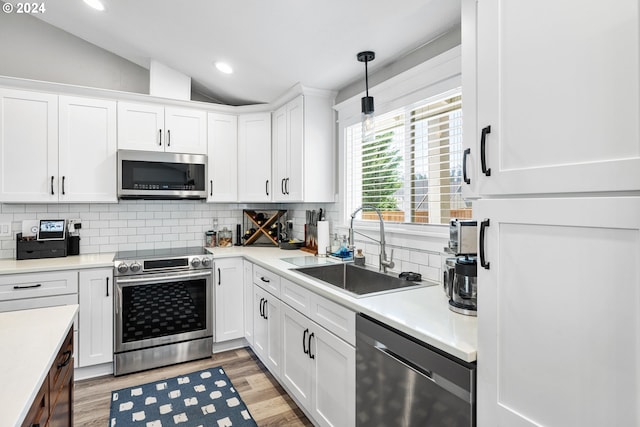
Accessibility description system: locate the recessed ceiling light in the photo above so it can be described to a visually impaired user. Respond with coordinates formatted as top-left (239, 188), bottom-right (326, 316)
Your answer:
top-left (83, 0), bottom-right (105, 11)
top-left (215, 62), bottom-right (233, 75)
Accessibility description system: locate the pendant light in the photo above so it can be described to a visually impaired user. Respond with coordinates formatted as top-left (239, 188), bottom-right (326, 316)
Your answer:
top-left (357, 51), bottom-right (375, 143)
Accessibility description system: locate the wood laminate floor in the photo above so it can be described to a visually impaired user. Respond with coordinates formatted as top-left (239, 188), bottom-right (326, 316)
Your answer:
top-left (74, 347), bottom-right (312, 426)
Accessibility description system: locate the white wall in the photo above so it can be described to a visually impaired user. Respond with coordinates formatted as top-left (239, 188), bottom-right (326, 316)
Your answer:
top-left (0, 4), bottom-right (149, 94)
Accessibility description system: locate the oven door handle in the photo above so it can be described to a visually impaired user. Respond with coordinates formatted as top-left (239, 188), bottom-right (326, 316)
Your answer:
top-left (114, 270), bottom-right (213, 284)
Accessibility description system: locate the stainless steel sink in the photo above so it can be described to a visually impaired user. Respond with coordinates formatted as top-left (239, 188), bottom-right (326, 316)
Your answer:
top-left (293, 263), bottom-right (427, 297)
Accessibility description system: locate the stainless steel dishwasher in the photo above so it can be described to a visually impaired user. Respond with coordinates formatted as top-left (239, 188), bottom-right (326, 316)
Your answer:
top-left (356, 314), bottom-right (476, 426)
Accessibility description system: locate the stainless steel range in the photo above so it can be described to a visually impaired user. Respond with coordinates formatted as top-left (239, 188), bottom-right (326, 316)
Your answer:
top-left (113, 247), bottom-right (213, 376)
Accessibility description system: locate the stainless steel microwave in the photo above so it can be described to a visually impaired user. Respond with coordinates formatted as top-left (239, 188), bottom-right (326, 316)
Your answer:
top-left (117, 150), bottom-right (208, 200)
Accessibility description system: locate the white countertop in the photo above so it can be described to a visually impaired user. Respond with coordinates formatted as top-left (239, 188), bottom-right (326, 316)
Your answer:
top-left (0, 246), bottom-right (477, 363)
top-left (0, 253), bottom-right (115, 275)
top-left (0, 305), bottom-right (78, 427)
top-left (208, 246), bottom-right (477, 362)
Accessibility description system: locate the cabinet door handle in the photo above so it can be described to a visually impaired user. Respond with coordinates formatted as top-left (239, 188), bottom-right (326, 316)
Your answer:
top-left (106, 277), bottom-right (109, 297)
top-left (263, 299), bottom-right (268, 320)
top-left (303, 328), bottom-right (309, 355)
top-left (167, 129), bottom-right (171, 146)
top-left (14, 283), bottom-right (42, 290)
top-left (480, 125), bottom-right (491, 176)
top-left (480, 219), bottom-right (490, 270)
top-left (159, 129), bottom-right (162, 146)
top-left (51, 176), bottom-right (55, 195)
top-left (57, 350), bottom-right (72, 368)
top-left (285, 178), bottom-right (290, 195)
top-left (259, 297), bottom-right (264, 317)
top-left (210, 180), bottom-right (213, 197)
top-left (281, 178), bottom-right (286, 195)
top-left (308, 332), bottom-right (315, 360)
top-left (265, 180), bottom-right (269, 196)
top-left (218, 268), bottom-right (221, 285)
top-left (61, 176), bottom-right (66, 195)
top-left (463, 148), bottom-right (471, 185)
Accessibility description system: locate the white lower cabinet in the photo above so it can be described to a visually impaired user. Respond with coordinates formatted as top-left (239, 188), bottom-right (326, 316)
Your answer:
top-left (253, 284), bottom-right (282, 377)
top-left (476, 197), bottom-right (640, 427)
top-left (78, 268), bottom-right (113, 367)
top-left (282, 303), bottom-right (355, 427)
top-left (214, 258), bottom-right (244, 342)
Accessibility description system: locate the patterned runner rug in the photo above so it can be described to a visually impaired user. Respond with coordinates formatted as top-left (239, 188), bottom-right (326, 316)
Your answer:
top-left (109, 367), bottom-right (257, 426)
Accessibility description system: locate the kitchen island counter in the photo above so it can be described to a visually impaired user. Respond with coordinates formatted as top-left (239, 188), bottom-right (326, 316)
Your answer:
top-left (0, 304), bottom-right (78, 427)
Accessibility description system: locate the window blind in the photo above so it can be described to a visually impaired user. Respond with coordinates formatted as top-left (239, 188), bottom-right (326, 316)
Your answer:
top-left (345, 88), bottom-right (469, 225)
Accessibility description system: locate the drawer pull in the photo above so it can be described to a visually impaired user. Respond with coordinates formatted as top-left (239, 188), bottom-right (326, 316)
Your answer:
top-left (13, 283), bottom-right (42, 290)
top-left (57, 350), bottom-right (72, 368)
top-left (260, 276), bottom-right (270, 283)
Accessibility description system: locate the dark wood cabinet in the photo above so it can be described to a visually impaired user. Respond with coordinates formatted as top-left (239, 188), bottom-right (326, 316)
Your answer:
top-left (21, 327), bottom-right (74, 427)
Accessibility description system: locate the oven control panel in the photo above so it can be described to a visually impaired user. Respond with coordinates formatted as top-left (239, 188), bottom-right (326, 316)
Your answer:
top-left (114, 255), bottom-right (213, 276)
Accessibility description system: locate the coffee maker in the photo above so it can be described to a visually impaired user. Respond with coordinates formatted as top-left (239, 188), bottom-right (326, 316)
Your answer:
top-left (444, 219), bottom-right (478, 316)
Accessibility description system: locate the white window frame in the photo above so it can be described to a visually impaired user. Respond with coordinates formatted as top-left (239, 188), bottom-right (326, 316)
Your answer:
top-left (334, 46), bottom-right (462, 238)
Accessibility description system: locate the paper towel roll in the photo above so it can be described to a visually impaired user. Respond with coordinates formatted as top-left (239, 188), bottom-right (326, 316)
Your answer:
top-left (317, 220), bottom-right (330, 256)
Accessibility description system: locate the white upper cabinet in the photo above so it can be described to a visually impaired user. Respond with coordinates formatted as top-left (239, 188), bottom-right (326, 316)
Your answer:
top-left (59, 96), bottom-right (117, 203)
top-left (0, 88), bottom-right (58, 203)
top-left (0, 89), bottom-right (116, 203)
top-left (207, 112), bottom-right (238, 202)
top-left (272, 92), bottom-right (335, 203)
top-left (238, 112), bottom-right (272, 202)
top-left (465, 0), bottom-right (640, 195)
top-left (118, 102), bottom-right (207, 154)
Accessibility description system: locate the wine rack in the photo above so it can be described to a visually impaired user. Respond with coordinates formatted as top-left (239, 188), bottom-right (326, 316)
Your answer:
top-left (242, 209), bottom-right (287, 246)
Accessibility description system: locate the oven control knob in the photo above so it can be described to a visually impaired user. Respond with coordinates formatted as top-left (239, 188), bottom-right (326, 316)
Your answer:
top-left (201, 257), bottom-right (212, 267)
top-left (191, 257), bottom-right (201, 268)
top-left (117, 262), bottom-right (129, 274)
top-left (130, 262), bottom-right (141, 273)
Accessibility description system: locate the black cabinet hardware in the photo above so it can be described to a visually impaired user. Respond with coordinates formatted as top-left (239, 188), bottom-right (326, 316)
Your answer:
top-left (210, 180), bottom-right (213, 196)
top-left (308, 332), bottom-right (315, 359)
top-left (57, 350), bottom-right (72, 368)
top-left (218, 268), bottom-right (221, 285)
top-left (106, 277), bottom-right (109, 297)
top-left (259, 297), bottom-right (264, 318)
top-left (303, 328), bottom-right (309, 355)
top-left (480, 125), bottom-right (491, 176)
top-left (285, 178), bottom-right (290, 195)
top-left (260, 277), bottom-right (270, 283)
top-left (263, 300), bottom-right (268, 319)
top-left (463, 148), bottom-right (471, 184)
top-left (50, 176), bottom-right (54, 195)
top-left (480, 219), bottom-right (490, 270)
top-left (14, 283), bottom-right (42, 290)
top-left (167, 129), bottom-right (171, 146)
top-left (281, 178), bottom-right (286, 195)
top-left (61, 176), bottom-right (66, 195)
top-left (159, 129), bottom-right (162, 146)
top-left (265, 180), bottom-right (269, 196)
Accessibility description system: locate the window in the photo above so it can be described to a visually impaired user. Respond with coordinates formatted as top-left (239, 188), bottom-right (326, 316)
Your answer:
top-left (345, 88), bottom-right (470, 225)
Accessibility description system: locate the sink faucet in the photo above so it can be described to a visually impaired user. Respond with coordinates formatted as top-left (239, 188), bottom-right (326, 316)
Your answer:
top-left (349, 206), bottom-right (395, 273)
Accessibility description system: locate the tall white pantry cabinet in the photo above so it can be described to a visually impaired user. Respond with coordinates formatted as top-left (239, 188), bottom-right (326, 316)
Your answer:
top-left (462, 1), bottom-right (640, 426)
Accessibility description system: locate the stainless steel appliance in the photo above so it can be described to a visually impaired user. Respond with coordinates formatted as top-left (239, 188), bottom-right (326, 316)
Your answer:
top-left (356, 314), bottom-right (476, 426)
top-left (113, 247), bottom-right (213, 376)
top-left (117, 150), bottom-right (208, 200)
top-left (444, 219), bottom-right (478, 316)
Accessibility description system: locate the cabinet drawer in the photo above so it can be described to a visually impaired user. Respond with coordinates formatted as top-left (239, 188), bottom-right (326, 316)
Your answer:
top-left (253, 265), bottom-right (280, 296)
top-left (20, 376), bottom-right (48, 427)
top-left (0, 271), bottom-right (78, 301)
top-left (309, 293), bottom-right (355, 346)
top-left (50, 328), bottom-right (73, 397)
top-left (281, 278), bottom-right (311, 317)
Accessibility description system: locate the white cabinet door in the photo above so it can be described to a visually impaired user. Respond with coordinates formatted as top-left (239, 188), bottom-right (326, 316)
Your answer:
top-left (207, 112), bottom-right (238, 202)
top-left (214, 258), bottom-right (244, 342)
top-left (0, 89), bottom-right (58, 203)
top-left (272, 104), bottom-right (288, 201)
top-left (117, 102), bottom-right (165, 152)
top-left (243, 260), bottom-right (254, 345)
top-left (238, 113), bottom-right (272, 202)
top-left (58, 96), bottom-right (117, 203)
top-left (312, 322), bottom-right (355, 427)
top-left (78, 268), bottom-right (113, 367)
top-left (474, 0), bottom-right (640, 195)
top-left (281, 304), bottom-right (313, 410)
top-left (164, 107), bottom-right (207, 155)
top-left (475, 197), bottom-right (640, 427)
top-left (272, 96), bottom-right (304, 202)
top-left (252, 284), bottom-right (281, 377)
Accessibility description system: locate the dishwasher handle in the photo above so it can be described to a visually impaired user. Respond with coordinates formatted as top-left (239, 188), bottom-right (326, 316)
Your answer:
top-left (374, 343), bottom-right (473, 404)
